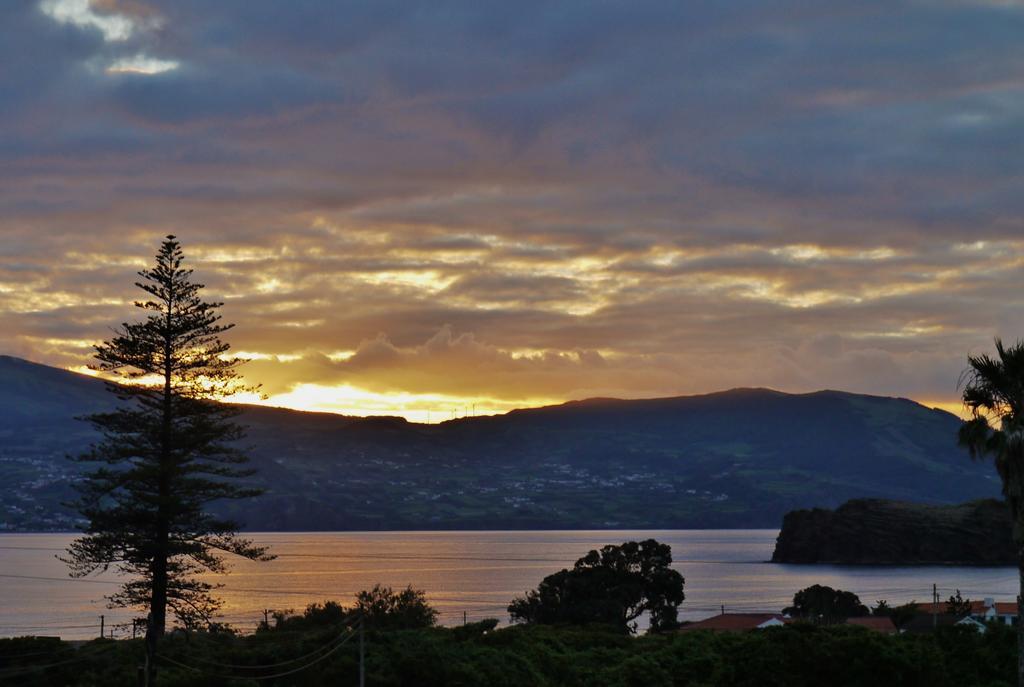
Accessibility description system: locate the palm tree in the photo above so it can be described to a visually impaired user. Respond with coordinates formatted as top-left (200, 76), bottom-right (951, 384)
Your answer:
top-left (960, 338), bottom-right (1024, 685)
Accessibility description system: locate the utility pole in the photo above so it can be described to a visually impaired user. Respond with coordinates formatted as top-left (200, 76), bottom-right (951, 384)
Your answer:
top-left (100, 615), bottom-right (104, 639)
top-left (933, 583), bottom-right (938, 628)
top-left (359, 617), bottom-right (365, 687)
top-left (263, 608), bottom-right (271, 629)
top-left (463, 611), bottom-right (467, 626)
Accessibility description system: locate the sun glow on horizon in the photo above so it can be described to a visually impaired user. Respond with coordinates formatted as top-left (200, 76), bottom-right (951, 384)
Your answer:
top-left (233, 383), bottom-right (562, 423)
top-left (919, 399), bottom-right (970, 420)
top-left (63, 363), bottom-right (969, 424)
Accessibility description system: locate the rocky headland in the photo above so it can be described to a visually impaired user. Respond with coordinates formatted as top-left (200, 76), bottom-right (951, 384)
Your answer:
top-left (772, 498), bottom-right (1015, 565)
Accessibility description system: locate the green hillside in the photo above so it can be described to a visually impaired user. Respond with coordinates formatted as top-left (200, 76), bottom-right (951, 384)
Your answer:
top-left (0, 355), bottom-right (999, 531)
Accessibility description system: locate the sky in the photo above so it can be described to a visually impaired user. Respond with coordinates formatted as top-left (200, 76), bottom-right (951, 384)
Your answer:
top-left (1, 0), bottom-right (1022, 421)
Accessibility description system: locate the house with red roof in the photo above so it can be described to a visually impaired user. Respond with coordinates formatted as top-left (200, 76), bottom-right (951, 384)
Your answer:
top-left (916, 598), bottom-right (1018, 626)
top-left (680, 613), bottom-right (788, 632)
top-left (975, 598), bottom-right (1018, 625)
top-left (845, 616), bottom-right (897, 634)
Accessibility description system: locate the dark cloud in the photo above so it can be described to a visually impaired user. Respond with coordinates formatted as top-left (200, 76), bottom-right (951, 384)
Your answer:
top-left (1, 0), bottom-right (1022, 414)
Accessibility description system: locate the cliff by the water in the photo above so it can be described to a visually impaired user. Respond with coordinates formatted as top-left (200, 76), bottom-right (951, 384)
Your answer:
top-left (771, 498), bottom-right (1015, 565)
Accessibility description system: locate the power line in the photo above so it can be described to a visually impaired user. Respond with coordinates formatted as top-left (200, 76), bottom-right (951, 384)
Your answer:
top-left (0, 624), bottom-right (100, 631)
top-left (157, 620), bottom-right (359, 681)
top-left (0, 646), bottom-right (75, 660)
top-left (0, 573), bottom-right (119, 585)
top-left (0, 614), bottom-right (104, 626)
top-left (0, 616), bottom-right (110, 628)
top-left (175, 622), bottom-right (358, 671)
top-left (0, 641), bottom-right (118, 680)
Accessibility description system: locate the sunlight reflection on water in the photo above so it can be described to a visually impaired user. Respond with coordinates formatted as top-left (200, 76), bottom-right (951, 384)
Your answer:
top-left (1, 530), bottom-right (1017, 639)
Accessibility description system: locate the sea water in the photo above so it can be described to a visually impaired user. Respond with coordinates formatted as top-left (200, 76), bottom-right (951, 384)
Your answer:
top-left (0, 530), bottom-right (1016, 639)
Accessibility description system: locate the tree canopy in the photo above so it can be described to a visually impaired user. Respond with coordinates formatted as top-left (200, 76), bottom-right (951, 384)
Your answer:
top-left (263, 585), bottom-right (438, 633)
top-left (354, 584), bottom-right (439, 630)
top-left (958, 337), bottom-right (1024, 686)
top-left (783, 585), bottom-right (869, 624)
top-left (947, 590), bottom-right (973, 617)
top-left (873, 600), bottom-right (919, 629)
top-left (508, 539), bottom-right (684, 633)
top-left (959, 338), bottom-right (1024, 546)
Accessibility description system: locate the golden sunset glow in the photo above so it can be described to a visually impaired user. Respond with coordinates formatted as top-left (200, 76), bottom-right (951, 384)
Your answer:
top-left (232, 384), bottom-right (560, 423)
top-left (2, 0), bottom-right (1021, 423)
top-left (920, 400), bottom-right (971, 421)
top-left (21, 224), bottom-right (1021, 421)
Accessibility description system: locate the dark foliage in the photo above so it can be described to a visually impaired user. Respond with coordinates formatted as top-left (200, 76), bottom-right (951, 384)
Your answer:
top-left (783, 585), bottom-right (870, 624)
top-left (958, 337), bottom-right (1024, 685)
top-left (1, 619), bottom-right (1017, 686)
top-left (873, 599), bottom-right (922, 630)
top-left (947, 589), bottom-right (973, 617)
top-left (264, 586), bottom-right (438, 633)
top-left (873, 599), bottom-right (922, 629)
top-left (263, 601), bottom-right (349, 633)
top-left (353, 584), bottom-right (439, 630)
top-left (508, 539), bottom-right (684, 633)
top-left (889, 602), bottom-right (922, 630)
top-left (959, 338), bottom-right (1024, 540)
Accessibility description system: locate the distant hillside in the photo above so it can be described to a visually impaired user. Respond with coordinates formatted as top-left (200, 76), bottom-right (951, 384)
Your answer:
top-left (0, 355), bottom-right (999, 531)
top-left (771, 499), bottom-right (1014, 565)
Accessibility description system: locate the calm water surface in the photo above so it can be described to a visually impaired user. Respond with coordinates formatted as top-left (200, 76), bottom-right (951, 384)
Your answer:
top-left (1, 530), bottom-right (1017, 639)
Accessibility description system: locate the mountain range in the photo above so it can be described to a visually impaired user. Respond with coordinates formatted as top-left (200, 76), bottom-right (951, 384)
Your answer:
top-left (0, 354), bottom-right (999, 531)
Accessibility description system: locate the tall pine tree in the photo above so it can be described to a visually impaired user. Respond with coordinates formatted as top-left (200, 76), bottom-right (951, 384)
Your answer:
top-left (64, 236), bottom-right (270, 682)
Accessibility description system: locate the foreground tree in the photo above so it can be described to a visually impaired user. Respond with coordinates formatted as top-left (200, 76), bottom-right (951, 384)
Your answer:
top-left (354, 584), bottom-right (439, 630)
top-left (63, 236), bottom-right (270, 684)
top-left (890, 602), bottom-right (920, 630)
top-left (261, 586), bottom-right (438, 633)
top-left (783, 585), bottom-right (869, 624)
top-left (959, 338), bottom-right (1024, 686)
top-left (508, 539), bottom-right (684, 633)
top-left (947, 589), bottom-right (973, 617)
top-left (871, 600), bottom-right (919, 629)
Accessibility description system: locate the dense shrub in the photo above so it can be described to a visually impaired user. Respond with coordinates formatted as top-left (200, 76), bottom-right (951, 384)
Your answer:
top-left (0, 619), bottom-right (1016, 686)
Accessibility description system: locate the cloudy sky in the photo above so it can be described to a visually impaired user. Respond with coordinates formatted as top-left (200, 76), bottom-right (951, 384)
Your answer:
top-left (2, 0), bottom-right (1022, 420)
